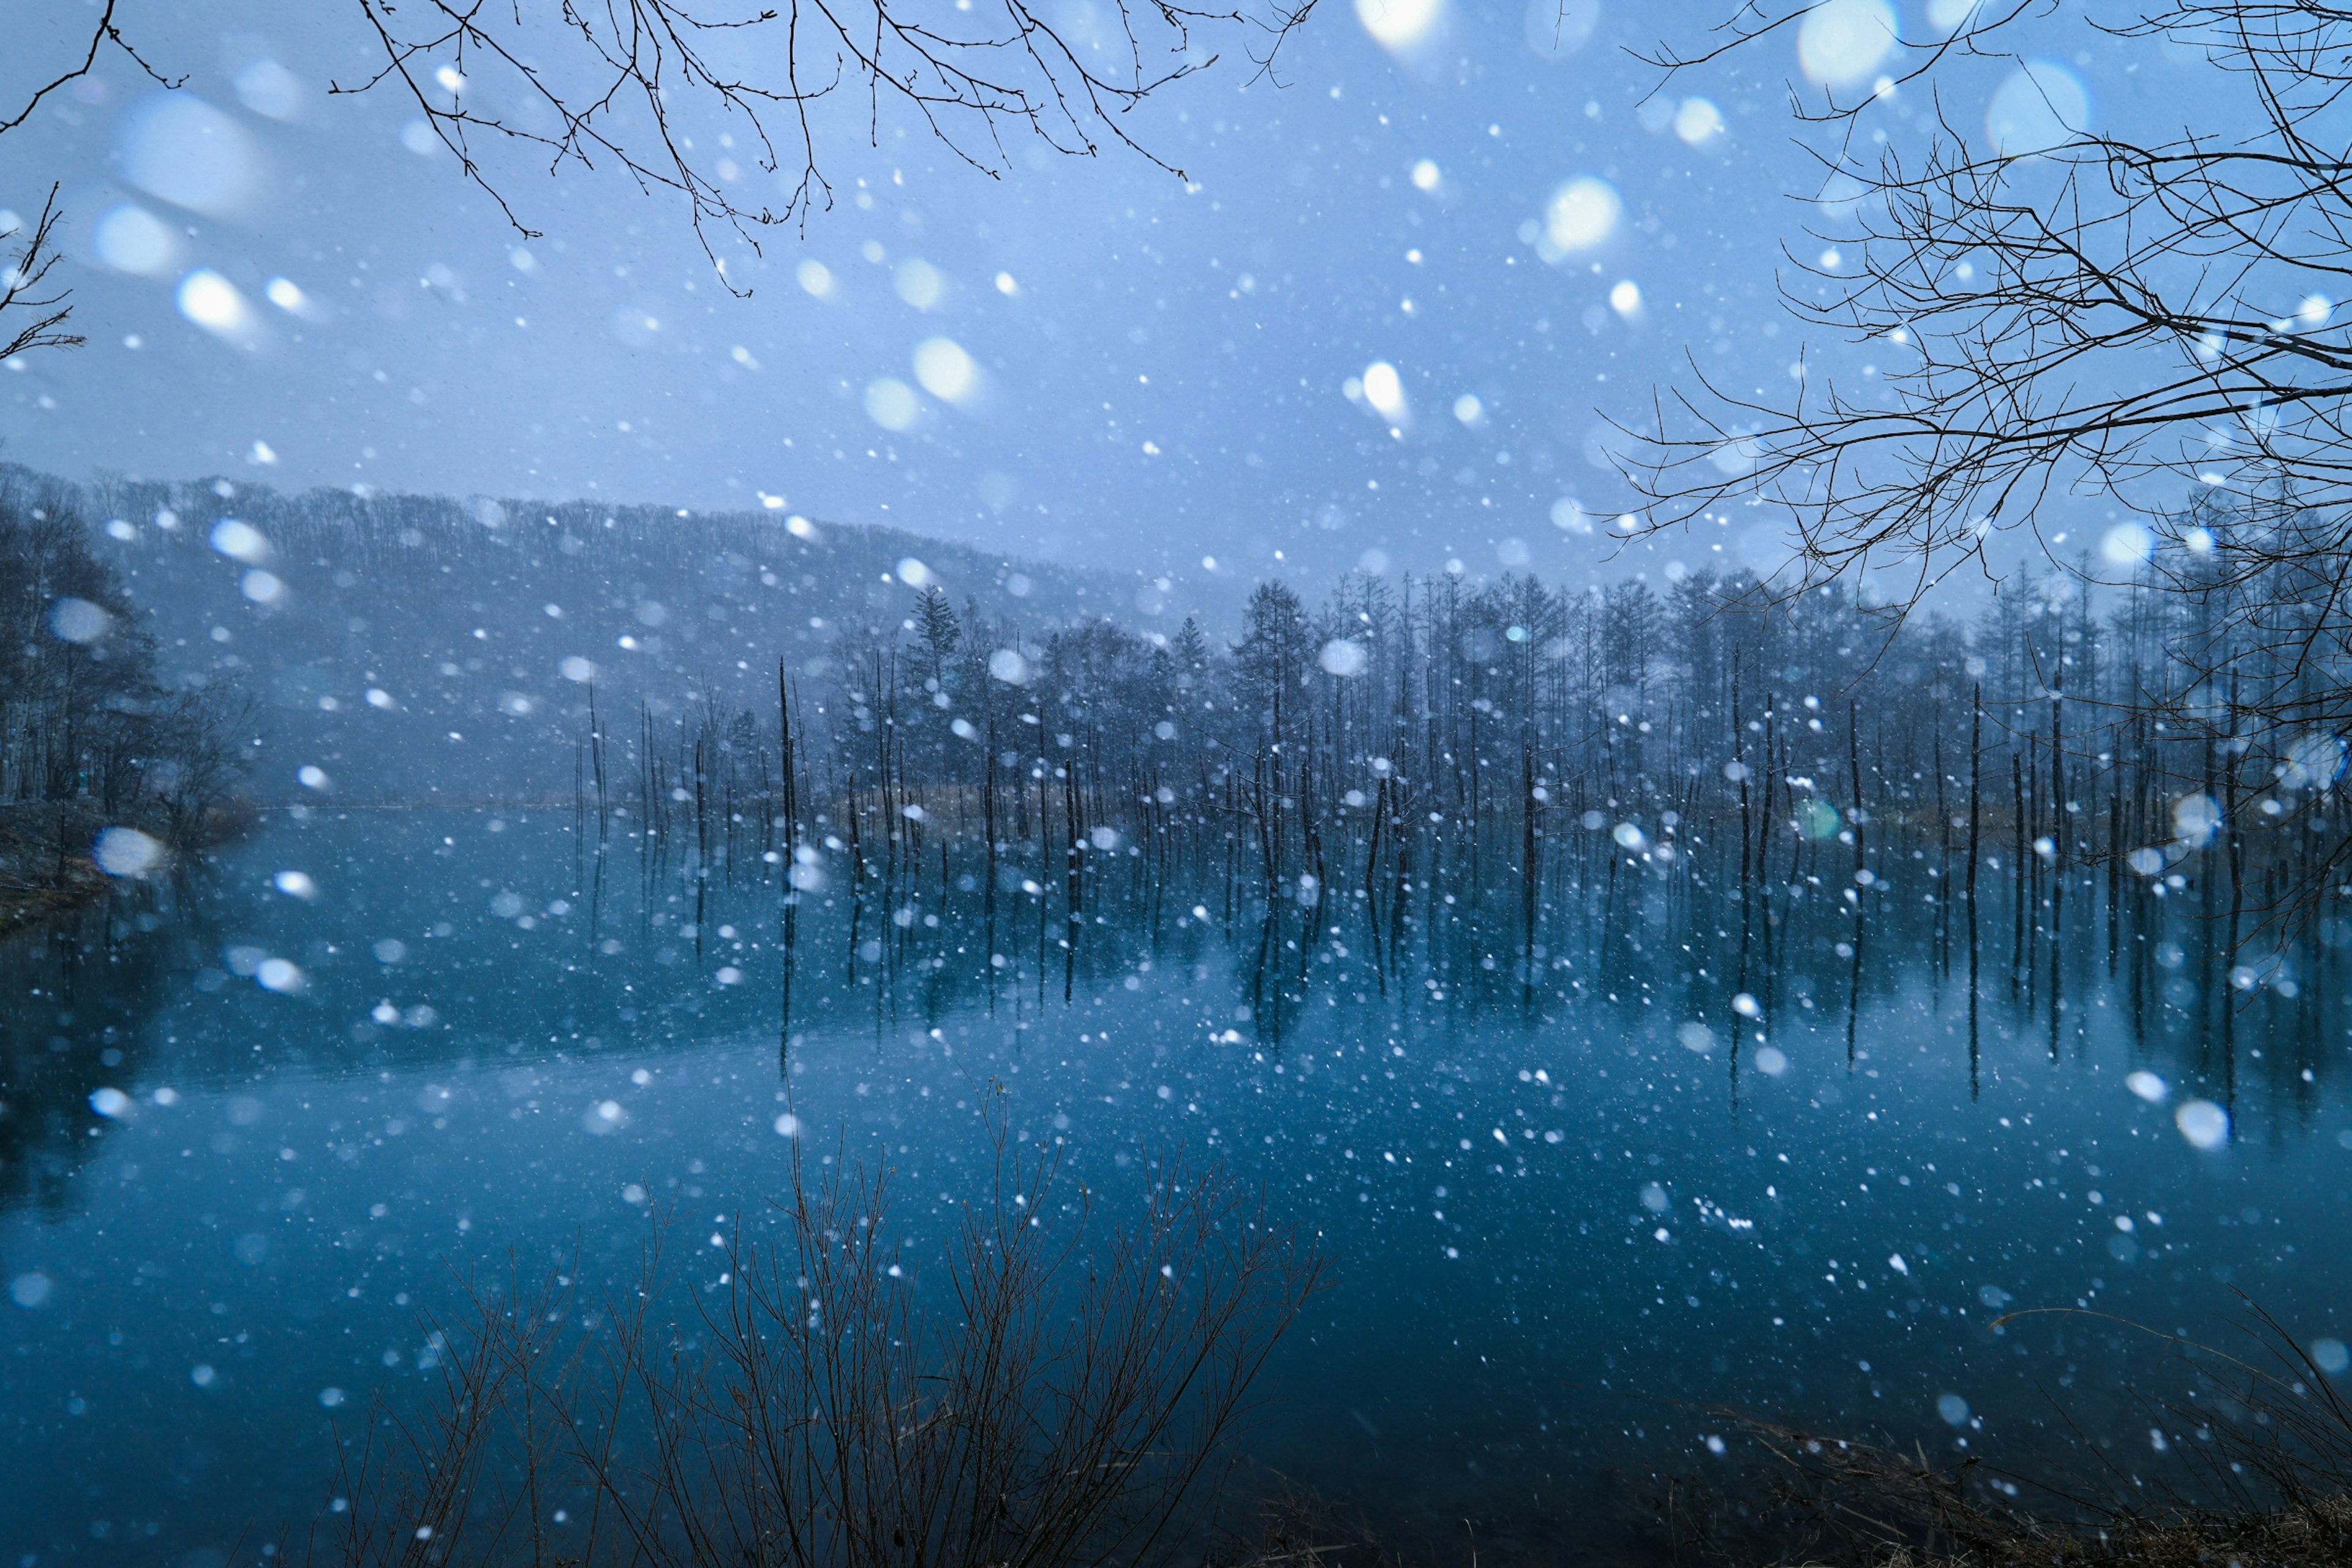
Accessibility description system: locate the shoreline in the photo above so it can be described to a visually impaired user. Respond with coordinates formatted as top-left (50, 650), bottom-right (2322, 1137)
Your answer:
top-left (0, 861), bottom-right (108, 941)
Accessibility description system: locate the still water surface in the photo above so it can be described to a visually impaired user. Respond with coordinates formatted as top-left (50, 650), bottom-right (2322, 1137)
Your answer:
top-left (5, 809), bottom-right (2349, 1562)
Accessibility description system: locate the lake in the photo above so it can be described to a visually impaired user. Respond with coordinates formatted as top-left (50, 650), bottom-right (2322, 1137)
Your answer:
top-left (5, 807), bottom-right (2347, 1563)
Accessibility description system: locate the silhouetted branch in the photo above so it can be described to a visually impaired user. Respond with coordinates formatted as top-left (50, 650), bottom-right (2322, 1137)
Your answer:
top-left (6, 0), bottom-right (1316, 317)
top-left (1637, 5), bottom-right (2352, 603)
top-left (0, 187), bottom-right (81, 361)
top-left (322, 0), bottom-right (1316, 288)
top-left (0, 0), bottom-right (183, 138)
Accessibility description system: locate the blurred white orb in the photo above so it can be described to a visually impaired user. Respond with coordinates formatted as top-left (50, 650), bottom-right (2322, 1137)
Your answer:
top-left (912, 337), bottom-right (979, 404)
top-left (1356, 0), bottom-right (1444, 51)
top-left (2100, 522), bottom-right (2154, 565)
top-left (92, 203), bottom-right (176, 275)
top-left (1798, 0), bottom-right (1898, 88)
top-left (1673, 97), bottom-right (1725, 145)
top-left (1320, 638), bottom-right (1369, 676)
top-left (234, 58), bottom-right (304, 120)
top-left (864, 377), bottom-right (919, 431)
top-left (2174, 1099), bottom-right (2230, 1150)
top-left (1544, 177), bottom-right (1621, 252)
top-left (93, 827), bottom-right (164, 877)
top-left (47, 597), bottom-right (111, 644)
top-left (1524, 0), bottom-right (1599, 58)
top-left (894, 258), bottom-right (944, 309)
top-left (1986, 61), bottom-right (2089, 158)
top-left (118, 95), bottom-right (264, 217)
top-left (178, 270), bottom-right (256, 342)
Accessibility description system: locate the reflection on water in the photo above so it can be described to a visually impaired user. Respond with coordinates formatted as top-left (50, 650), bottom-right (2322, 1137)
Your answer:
top-left (4, 808), bottom-right (2350, 1562)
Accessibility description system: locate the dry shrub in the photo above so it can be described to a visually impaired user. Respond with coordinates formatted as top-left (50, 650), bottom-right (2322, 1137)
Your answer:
top-left (1657, 1296), bottom-right (2352, 1567)
top-left (1210, 1482), bottom-right (1406, 1568)
top-left (308, 1099), bottom-right (1321, 1567)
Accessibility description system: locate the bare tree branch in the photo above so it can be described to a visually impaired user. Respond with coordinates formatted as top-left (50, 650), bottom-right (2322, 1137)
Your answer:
top-left (1636, 4), bottom-right (2352, 614)
top-left (0, 0), bottom-right (183, 138)
top-left (1615, 2), bottom-right (2352, 937)
top-left (1, 188), bottom-right (83, 361)
top-left (326, 0), bottom-right (1321, 292)
top-left (2, 0), bottom-right (1317, 326)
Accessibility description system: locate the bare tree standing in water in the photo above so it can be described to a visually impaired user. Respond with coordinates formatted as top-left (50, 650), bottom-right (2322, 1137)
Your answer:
top-left (1634, 0), bottom-right (2352, 925)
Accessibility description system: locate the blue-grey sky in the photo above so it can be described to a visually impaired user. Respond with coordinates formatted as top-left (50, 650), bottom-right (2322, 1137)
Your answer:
top-left (2, 0), bottom-right (2151, 594)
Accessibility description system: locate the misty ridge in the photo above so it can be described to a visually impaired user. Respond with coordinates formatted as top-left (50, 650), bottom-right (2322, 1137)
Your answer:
top-left (4, 462), bottom-right (1189, 804)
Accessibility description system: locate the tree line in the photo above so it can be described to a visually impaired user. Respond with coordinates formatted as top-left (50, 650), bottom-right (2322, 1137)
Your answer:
top-left (594, 505), bottom-right (2352, 1012)
top-left (0, 478), bottom-right (251, 898)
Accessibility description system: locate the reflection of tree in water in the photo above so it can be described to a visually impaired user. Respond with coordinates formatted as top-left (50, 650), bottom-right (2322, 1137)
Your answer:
top-left (548, 771), bottom-right (2351, 1131)
top-left (729, 799), bottom-right (2333, 1114)
top-left (759, 811), bottom-right (2339, 1131)
top-left (570, 545), bottom-right (2352, 1153)
top-left (10, 796), bottom-right (2337, 1224)
top-left (0, 896), bottom-right (184, 1215)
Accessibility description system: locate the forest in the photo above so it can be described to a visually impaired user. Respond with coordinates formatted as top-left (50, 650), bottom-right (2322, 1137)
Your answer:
top-left (605, 490), bottom-right (2352, 1028)
top-left (0, 477), bottom-right (249, 927)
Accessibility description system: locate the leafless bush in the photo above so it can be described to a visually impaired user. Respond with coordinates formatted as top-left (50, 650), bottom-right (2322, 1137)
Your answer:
top-left (1656, 1297), bottom-right (2352, 1568)
top-left (1207, 1483), bottom-right (1404, 1568)
top-left (309, 1101), bottom-right (1320, 1567)
top-left (1653, 1415), bottom-right (2049, 1567)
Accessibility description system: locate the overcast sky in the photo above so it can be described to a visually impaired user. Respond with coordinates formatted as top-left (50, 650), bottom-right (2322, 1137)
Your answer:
top-left (2, 0), bottom-right (2158, 596)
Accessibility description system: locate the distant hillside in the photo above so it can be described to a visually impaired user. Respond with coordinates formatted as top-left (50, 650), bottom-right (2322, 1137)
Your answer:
top-left (7, 466), bottom-right (1207, 803)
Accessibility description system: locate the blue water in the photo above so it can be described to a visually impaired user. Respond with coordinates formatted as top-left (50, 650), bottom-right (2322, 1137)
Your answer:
top-left (6, 809), bottom-right (2350, 1562)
